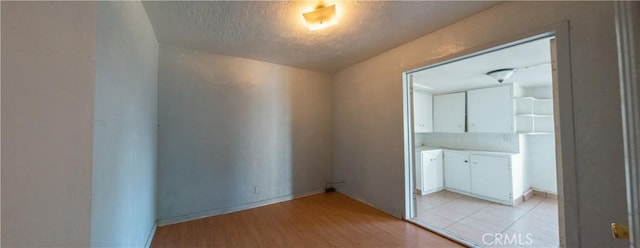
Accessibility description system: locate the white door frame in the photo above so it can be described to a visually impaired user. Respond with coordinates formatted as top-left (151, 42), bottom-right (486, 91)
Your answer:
top-left (615, 1), bottom-right (640, 246)
top-left (402, 21), bottom-right (579, 247)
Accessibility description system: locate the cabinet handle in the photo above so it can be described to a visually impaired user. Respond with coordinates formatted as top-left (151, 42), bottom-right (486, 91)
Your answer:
top-left (464, 160), bottom-right (468, 163)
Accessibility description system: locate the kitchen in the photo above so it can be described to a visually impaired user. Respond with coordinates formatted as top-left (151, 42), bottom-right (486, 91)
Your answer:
top-left (407, 37), bottom-right (560, 247)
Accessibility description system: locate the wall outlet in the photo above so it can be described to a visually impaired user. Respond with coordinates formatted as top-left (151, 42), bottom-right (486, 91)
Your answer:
top-left (503, 134), bottom-right (512, 142)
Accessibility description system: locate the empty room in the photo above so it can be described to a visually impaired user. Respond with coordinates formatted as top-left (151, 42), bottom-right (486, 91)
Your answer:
top-left (2, 1), bottom-right (639, 248)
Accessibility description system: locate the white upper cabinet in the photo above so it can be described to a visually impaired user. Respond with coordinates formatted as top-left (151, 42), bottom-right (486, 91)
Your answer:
top-left (413, 91), bottom-right (433, 133)
top-left (433, 92), bottom-right (466, 133)
top-left (467, 85), bottom-right (514, 133)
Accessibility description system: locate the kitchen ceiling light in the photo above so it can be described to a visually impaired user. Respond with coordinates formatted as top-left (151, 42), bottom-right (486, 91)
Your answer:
top-left (486, 68), bottom-right (516, 83)
top-left (302, 2), bottom-right (337, 31)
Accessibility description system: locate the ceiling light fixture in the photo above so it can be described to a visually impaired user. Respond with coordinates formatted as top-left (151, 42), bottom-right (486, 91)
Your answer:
top-left (302, 2), bottom-right (337, 31)
top-left (486, 68), bottom-right (516, 83)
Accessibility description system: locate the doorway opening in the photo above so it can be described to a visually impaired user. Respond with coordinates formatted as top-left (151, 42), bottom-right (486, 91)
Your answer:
top-left (402, 34), bottom-right (568, 247)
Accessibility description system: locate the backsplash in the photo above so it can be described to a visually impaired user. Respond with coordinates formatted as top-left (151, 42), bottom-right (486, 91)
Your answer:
top-left (415, 132), bottom-right (520, 153)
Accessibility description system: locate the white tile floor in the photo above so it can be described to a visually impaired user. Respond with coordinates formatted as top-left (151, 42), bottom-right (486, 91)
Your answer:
top-left (413, 190), bottom-right (559, 247)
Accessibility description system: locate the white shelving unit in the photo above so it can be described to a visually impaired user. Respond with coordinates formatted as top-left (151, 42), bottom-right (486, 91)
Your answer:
top-left (514, 97), bottom-right (554, 133)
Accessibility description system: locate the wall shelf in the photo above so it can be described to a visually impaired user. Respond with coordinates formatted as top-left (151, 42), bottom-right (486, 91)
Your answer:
top-left (514, 97), bottom-right (554, 133)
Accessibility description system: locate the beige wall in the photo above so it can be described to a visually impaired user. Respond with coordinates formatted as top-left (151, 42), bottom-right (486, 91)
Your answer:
top-left (91, 1), bottom-right (159, 246)
top-left (333, 2), bottom-right (627, 247)
top-left (1, 2), bottom-right (96, 246)
top-left (156, 45), bottom-right (333, 224)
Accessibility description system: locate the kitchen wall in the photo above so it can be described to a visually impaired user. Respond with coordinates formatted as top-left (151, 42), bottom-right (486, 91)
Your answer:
top-left (414, 85), bottom-right (556, 191)
top-left (157, 45), bottom-right (333, 224)
top-left (333, 2), bottom-right (626, 246)
top-left (416, 133), bottom-right (520, 153)
top-left (524, 85), bottom-right (553, 99)
top-left (522, 85), bottom-right (557, 193)
top-left (523, 134), bottom-right (558, 193)
top-left (91, 1), bottom-right (158, 247)
top-left (1, 2), bottom-right (96, 246)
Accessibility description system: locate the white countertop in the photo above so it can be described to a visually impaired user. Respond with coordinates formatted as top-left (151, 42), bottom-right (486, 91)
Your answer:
top-left (415, 146), bottom-right (518, 156)
top-left (415, 146), bottom-right (441, 151)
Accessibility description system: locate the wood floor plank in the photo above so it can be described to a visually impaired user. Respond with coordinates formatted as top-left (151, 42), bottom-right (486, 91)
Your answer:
top-left (151, 193), bottom-right (462, 247)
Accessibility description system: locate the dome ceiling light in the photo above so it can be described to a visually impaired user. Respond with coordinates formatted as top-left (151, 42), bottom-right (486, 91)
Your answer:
top-left (302, 1), bottom-right (338, 31)
top-left (486, 68), bottom-right (516, 83)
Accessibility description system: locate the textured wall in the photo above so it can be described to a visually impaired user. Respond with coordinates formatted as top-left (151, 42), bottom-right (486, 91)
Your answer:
top-left (157, 45), bottom-right (332, 224)
top-left (1, 2), bottom-right (96, 246)
top-left (91, 1), bottom-right (159, 247)
top-left (333, 2), bottom-right (626, 247)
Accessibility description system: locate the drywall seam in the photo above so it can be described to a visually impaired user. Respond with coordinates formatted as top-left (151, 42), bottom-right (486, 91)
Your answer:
top-left (157, 190), bottom-right (324, 226)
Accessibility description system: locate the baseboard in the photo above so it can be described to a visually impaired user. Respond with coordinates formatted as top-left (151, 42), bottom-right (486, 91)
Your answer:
top-left (523, 188), bottom-right (535, 200)
top-left (144, 224), bottom-right (157, 248)
top-left (532, 189), bottom-right (558, 199)
top-left (157, 190), bottom-right (324, 226)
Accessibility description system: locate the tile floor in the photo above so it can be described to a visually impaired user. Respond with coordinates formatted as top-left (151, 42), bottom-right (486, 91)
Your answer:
top-left (413, 190), bottom-right (559, 247)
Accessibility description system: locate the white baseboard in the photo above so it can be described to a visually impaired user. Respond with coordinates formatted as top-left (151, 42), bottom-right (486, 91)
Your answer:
top-left (144, 224), bottom-right (157, 248)
top-left (157, 190), bottom-right (324, 226)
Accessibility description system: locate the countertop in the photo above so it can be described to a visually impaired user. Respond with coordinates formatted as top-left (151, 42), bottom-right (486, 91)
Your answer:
top-left (415, 146), bottom-right (518, 156)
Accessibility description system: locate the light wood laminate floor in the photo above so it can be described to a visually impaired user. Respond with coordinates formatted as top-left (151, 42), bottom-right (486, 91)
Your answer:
top-left (152, 193), bottom-right (462, 247)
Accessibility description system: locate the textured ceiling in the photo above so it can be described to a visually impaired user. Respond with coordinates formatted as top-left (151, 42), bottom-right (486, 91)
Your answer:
top-left (142, 1), bottom-right (500, 72)
top-left (412, 37), bottom-right (553, 94)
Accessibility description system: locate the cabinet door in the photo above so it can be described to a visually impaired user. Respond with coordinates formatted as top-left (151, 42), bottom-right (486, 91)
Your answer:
top-left (470, 154), bottom-right (512, 202)
top-left (422, 151), bottom-right (443, 194)
top-left (444, 151), bottom-right (471, 192)
top-left (413, 91), bottom-right (433, 133)
top-left (467, 85), bottom-right (513, 133)
top-left (433, 92), bottom-right (465, 133)
top-left (415, 151), bottom-right (423, 192)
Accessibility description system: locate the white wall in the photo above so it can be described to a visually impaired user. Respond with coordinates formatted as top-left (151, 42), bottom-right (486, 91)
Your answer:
top-left (157, 45), bottom-right (333, 224)
top-left (333, 2), bottom-right (627, 246)
top-left (417, 133), bottom-right (520, 153)
top-left (522, 85), bottom-right (557, 193)
top-left (91, 1), bottom-right (158, 247)
top-left (524, 134), bottom-right (558, 193)
top-left (1, 2), bottom-right (96, 246)
top-left (525, 85), bottom-right (553, 99)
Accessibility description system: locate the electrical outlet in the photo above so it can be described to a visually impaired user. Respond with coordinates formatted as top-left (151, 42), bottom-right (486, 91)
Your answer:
top-left (503, 134), bottom-right (511, 142)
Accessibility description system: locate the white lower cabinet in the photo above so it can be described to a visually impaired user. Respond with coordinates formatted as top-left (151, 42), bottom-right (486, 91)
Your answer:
top-left (416, 149), bottom-right (443, 195)
top-left (443, 150), bottom-right (524, 205)
top-left (470, 155), bottom-right (513, 203)
top-left (443, 150), bottom-right (471, 193)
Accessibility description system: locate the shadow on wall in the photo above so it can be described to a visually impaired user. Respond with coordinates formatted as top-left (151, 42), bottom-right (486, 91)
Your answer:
top-left (156, 45), bottom-right (332, 224)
